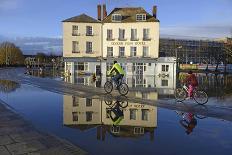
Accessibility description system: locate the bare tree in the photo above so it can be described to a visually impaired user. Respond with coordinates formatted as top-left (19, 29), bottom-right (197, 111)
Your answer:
top-left (0, 42), bottom-right (24, 66)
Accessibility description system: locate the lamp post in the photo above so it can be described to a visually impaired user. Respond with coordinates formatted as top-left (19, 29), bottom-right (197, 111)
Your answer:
top-left (52, 58), bottom-right (55, 77)
top-left (175, 46), bottom-right (182, 70)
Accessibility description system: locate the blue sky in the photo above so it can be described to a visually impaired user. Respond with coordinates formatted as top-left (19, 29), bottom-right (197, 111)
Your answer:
top-left (0, 0), bottom-right (232, 38)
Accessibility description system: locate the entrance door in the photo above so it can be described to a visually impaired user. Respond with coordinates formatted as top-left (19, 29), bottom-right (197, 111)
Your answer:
top-left (96, 65), bottom-right (101, 75)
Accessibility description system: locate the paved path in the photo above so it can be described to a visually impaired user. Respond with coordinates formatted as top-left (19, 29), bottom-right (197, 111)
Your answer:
top-left (0, 99), bottom-right (87, 155)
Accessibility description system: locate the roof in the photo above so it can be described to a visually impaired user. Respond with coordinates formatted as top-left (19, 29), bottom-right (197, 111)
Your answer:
top-left (62, 14), bottom-right (101, 23)
top-left (102, 7), bottom-right (159, 23)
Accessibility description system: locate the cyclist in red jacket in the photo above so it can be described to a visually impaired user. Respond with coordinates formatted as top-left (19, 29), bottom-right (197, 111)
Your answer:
top-left (184, 70), bottom-right (198, 99)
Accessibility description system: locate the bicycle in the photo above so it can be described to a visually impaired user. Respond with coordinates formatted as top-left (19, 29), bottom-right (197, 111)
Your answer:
top-left (104, 76), bottom-right (129, 96)
top-left (104, 95), bottom-right (128, 126)
top-left (104, 95), bottom-right (129, 108)
top-left (174, 84), bottom-right (208, 105)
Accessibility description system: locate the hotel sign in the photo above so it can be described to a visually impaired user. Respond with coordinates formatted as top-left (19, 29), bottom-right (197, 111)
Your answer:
top-left (111, 41), bottom-right (146, 46)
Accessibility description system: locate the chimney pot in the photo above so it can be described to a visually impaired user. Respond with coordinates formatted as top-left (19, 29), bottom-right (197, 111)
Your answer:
top-left (97, 5), bottom-right (102, 21)
top-left (152, 6), bottom-right (157, 18)
top-left (103, 4), bottom-right (107, 19)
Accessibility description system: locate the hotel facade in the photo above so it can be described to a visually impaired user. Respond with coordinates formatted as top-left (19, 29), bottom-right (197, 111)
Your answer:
top-left (63, 4), bottom-right (176, 77)
top-left (63, 95), bottom-right (157, 140)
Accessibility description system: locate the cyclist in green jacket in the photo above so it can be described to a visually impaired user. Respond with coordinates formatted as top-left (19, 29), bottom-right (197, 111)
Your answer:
top-left (107, 60), bottom-right (125, 87)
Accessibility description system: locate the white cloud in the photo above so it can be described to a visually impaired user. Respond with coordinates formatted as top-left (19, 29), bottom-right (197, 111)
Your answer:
top-left (160, 25), bottom-right (232, 39)
top-left (0, 0), bottom-right (21, 10)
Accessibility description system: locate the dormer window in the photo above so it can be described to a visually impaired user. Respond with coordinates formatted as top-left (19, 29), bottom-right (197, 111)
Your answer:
top-left (136, 14), bottom-right (146, 21)
top-left (112, 14), bottom-right (122, 22)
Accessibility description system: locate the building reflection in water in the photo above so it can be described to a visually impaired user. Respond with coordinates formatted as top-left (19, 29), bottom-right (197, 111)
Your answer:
top-left (63, 95), bottom-right (157, 141)
top-left (65, 73), bottom-right (176, 98)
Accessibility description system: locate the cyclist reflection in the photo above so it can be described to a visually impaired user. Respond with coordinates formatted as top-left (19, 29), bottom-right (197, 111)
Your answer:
top-left (178, 112), bottom-right (197, 135)
top-left (105, 95), bottom-right (128, 126)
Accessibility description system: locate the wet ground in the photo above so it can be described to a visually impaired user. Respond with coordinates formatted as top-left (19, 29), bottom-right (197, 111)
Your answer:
top-left (0, 68), bottom-right (232, 155)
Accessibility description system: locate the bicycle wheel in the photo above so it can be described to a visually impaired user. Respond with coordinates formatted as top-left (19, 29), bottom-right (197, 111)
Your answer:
top-left (104, 94), bottom-right (113, 106)
top-left (118, 83), bottom-right (129, 96)
top-left (104, 81), bottom-right (113, 94)
top-left (174, 88), bottom-right (186, 102)
top-left (193, 90), bottom-right (208, 105)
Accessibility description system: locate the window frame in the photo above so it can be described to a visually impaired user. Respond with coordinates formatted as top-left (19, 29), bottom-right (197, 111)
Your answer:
top-left (112, 14), bottom-right (122, 22)
top-left (86, 42), bottom-right (93, 53)
top-left (86, 26), bottom-right (93, 36)
top-left (130, 46), bottom-right (137, 57)
top-left (119, 46), bottom-right (125, 57)
top-left (107, 47), bottom-right (113, 57)
top-left (136, 14), bottom-right (146, 21)
top-left (131, 29), bottom-right (138, 41)
top-left (119, 28), bottom-right (126, 41)
top-left (143, 28), bottom-right (150, 41)
top-left (107, 29), bottom-right (113, 40)
top-left (72, 41), bottom-right (79, 53)
top-left (72, 25), bottom-right (79, 36)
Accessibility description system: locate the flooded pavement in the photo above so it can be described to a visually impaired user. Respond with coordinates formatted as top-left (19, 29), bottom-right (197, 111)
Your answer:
top-left (0, 68), bottom-right (232, 154)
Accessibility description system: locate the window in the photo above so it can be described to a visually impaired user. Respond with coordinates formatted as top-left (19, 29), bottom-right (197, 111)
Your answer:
top-left (107, 47), bottom-right (113, 57)
top-left (107, 29), bottom-right (113, 40)
top-left (166, 65), bottom-right (169, 72)
top-left (86, 98), bottom-right (92, 107)
top-left (136, 14), bottom-right (146, 21)
top-left (142, 109), bottom-right (149, 121)
top-left (72, 25), bottom-right (79, 36)
top-left (86, 26), bottom-right (93, 36)
top-left (77, 62), bottom-right (88, 71)
top-left (131, 29), bottom-right (138, 41)
top-left (86, 42), bottom-right (92, 53)
top-left (84, 62), bottom-right (89, 71)
top-left (130, 109), bottom-right (137, 120)
top-left (72, 96), bottom-right (79, 107)
top-left (134, 127), bottom-right (144, 134)
top-left (143, 28), bottom-right (150, 40)
top-left (86, 111), bottom-right (93, 122)
top-left (111, 126), bottom-right (120, 133)
top-left (119, 47), bottom-right (125, 57)
top-left (130, 47), bottom-right (137, 57)
top-left (142, 93), bottom-right (148, 99)
top-left (78, 62), bottom-right (84, 71)
top-left (72, 41), bottom-right (79, 53)
top-left (72, 112), bottom-right (78, 122)
top-left (119, 29), bottom-right (125, 40)
top-left (162, 65), bottom-right (169, 72)
top-left (161, 80), bottom-right (169, 86)
top-left (112, 14), bottom-right (122, 22)
top-left (143, 46), bottom-right (149, 57)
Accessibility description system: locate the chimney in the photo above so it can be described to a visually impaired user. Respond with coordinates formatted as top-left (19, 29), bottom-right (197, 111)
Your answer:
top-left (97, 5), bottom-right (102, 21)
top-left (152, 6), bottom-right (157, 18)
top-left (103, 4), bottom-right (107, 19)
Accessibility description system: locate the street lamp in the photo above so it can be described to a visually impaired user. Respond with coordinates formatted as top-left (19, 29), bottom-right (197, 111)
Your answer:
top-left (175, 46), bottom-right (182, 70)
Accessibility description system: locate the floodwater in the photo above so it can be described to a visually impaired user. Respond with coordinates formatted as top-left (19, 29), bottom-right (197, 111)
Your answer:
top-left (0, 71), bottom-right (232, 154)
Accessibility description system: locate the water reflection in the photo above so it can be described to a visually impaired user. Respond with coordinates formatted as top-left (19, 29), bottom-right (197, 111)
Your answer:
top-left (0, 79), bottom-right (20, 93)
top-left (64, 71), bottom-right (232, 98)
top-left (63, 95), bottom-right (157, 141)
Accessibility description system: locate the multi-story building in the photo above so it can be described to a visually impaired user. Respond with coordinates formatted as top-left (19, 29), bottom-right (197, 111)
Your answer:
top-left (63, 95), bottom-right (157, 140)
top-left (62, 4), bottom-right (176, 77)
top-left (62, 14), bottom-right (102, 75)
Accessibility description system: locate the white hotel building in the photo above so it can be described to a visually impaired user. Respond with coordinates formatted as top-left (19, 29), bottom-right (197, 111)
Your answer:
top-left (63, 4), bottom-right (176, 78)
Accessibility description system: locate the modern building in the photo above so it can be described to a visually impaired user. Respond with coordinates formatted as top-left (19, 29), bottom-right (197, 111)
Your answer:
top-left (159, 37), bottom-right (229, 65)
